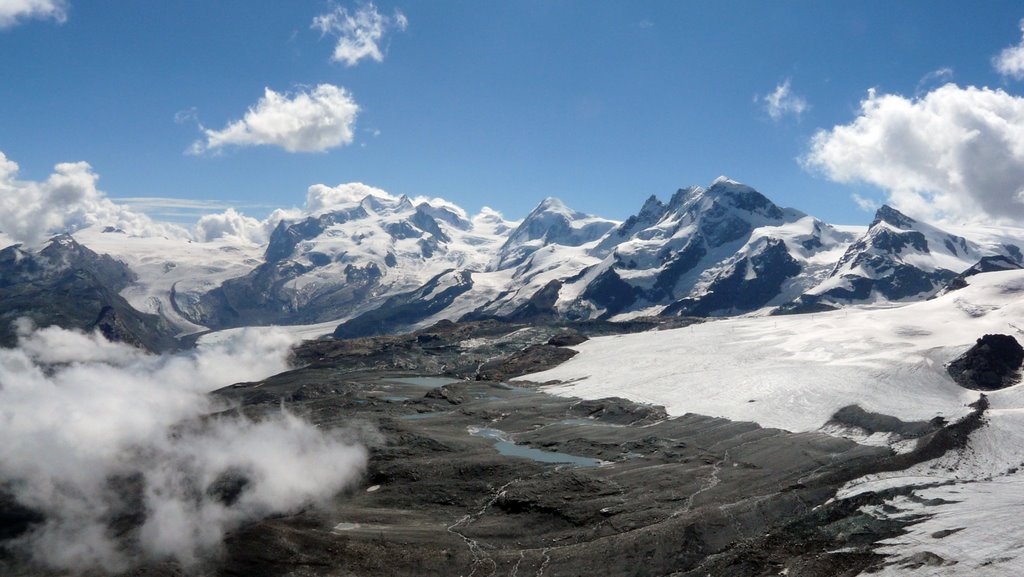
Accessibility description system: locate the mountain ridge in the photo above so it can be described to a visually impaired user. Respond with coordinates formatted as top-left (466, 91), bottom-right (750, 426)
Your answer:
top-left (4, 178), bottom-right (1023, 342)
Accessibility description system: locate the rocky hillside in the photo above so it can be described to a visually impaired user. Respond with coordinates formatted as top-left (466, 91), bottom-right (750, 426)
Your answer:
top-left (0, 235), bottom-right (177, 351)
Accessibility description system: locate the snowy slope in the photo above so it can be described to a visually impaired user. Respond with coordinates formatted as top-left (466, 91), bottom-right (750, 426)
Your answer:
top-left (519, 270), bottom-right (1024, 573)
top-left (519, 270), bottom-right (1024, 432)
top-left (72, 226), bottom-right (264, 335)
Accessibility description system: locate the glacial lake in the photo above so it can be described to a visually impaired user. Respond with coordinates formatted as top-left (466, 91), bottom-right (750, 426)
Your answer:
top-left (469, 426), bottom-right (602, 468)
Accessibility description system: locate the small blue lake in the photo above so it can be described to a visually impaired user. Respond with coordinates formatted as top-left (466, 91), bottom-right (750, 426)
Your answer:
top-left (468, 427), bottom-right (602, 468)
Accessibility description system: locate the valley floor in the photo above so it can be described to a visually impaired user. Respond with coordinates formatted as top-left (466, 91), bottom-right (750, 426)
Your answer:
top-left (5, 273), bottom-right (1023, 576)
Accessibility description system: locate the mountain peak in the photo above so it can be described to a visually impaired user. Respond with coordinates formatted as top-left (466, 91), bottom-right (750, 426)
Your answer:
top-left (638, 195), bottom-right (665, 219)
top-left (710, 175), bottom-right (742, 187)
top-left (41, 233), bottom-right (82, 254)
top-left (871, 205), bottom-right (916, 230)
top-left (698, 178), bottom-right (787, 221)
top-left (533, 196), bottom-right (572, 214)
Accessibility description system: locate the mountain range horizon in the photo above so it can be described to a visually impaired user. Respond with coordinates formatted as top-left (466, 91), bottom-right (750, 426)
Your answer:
top-left (4, 173), bottom-right (1020, 351)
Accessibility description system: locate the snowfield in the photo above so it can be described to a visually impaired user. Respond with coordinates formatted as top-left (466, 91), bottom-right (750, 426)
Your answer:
top-left (519, 272), bottom-right (1024, 432)
top-left (519, 269), bottom-right (1024, 574)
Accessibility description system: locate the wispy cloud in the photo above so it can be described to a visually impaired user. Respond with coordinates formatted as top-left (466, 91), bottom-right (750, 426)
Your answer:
top-left (915, 67), bottom-right (954, 95)
top-left (851, 193), bottom-right (879, 212)
top-left (803, 84), bottom-right (1024, 225)
top-left (0, 0), bottom-right (66, 29)
top-left (312, 2), bottom-right (408, 66)
top-left (759, 79), bottom-right (809, 122)
top-left (189, 84), bottom-right (359, 154)
top-left (994, 19), bottom-right (1024, 80)
top-left (173, 107), bottom-right (198, 125)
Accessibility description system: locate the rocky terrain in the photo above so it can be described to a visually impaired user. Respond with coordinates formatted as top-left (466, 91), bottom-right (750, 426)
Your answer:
top-left (0, 234), bottom-right (176, 352)
top-left (0, 319), bottom-right (996, 577)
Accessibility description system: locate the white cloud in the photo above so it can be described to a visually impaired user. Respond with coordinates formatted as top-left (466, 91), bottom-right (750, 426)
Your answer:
top-left (194, 207), bottom-right (273, 244)
top-left (0, 325), bottom-right (367, 570)
top-left (0, 0), bottom-right (66, 28)
top-left (804, 84), bottom-right (1024, 224)
top-left (851, 193), bottom-right (880, 212)
top-left (760, 79), bottom-right (809, 121)
top-left (173, 106), bottom-right (198, 125)
top-left (312, 2), bottom-right (408, 66)
top-left (0, 151), bottom-right (185, 246)
top-left (191, 84), bottom-right (359, 154)
top-left (994, 19), bottom-right (1024, 80)
top-left (305, 182), bottom-right (397, 213)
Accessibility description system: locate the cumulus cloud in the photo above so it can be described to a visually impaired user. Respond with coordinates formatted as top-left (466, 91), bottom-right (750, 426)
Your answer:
top-left (0, 0), bottom-right (66, 28)
top-left (194, 208), bottom-right (274, 244)
top-left (994, 19), bottom-right (1024, 80)
top-left (0, 324), bottom-right (367, 571)
top-left (760, 79), bottom-right (809, 121)
top-left (0, 151), bottom-right (185, 246)
top-left (304, 182), bottom-right (397, 214)
top-left (312, 2), bottom-right (408, 66)
top-left (190, 84), bottom-right (359, 154)
top-left (804, 84), bottom-right (1024, 224)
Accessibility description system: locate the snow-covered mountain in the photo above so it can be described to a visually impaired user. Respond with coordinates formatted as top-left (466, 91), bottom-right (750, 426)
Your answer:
top-left (0, 234), bottom-right (176, 351)
top-left (780, 205), bottom-right (1024, 313)
top-left (556, 177), bottom-right (857, 320)
top-left (182, 192), bottom-right (511, 330)
top-left (4, 177), bottom-right (1024, 342)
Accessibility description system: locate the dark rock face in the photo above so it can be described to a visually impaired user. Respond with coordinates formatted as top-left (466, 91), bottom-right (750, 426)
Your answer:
top-left (664, 238), bottom-right (802, 317)
top-left (948, 334), bottom-right (1024, 390)
top-left (503, 279), bottom-right (563, 323)
top-left (547, 332), bottom-right (588, 347)
top-left (475, 343), bottom-right (578, 382)
top-left (0, 488), bottom-right (42, 541)
top-left (0, 236), bottom-right (176, 352)
top-left (827, 405), bottom-right (941, 439)
top-left (580, 268), bottom-right (643, 319)
top-left (871, 204), bottom-right (918, 229)
top-left (938, 255), bottom-right (1022, 295)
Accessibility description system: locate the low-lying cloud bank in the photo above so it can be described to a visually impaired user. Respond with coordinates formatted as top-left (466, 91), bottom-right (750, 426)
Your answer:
top-left (804, 83), bottom-right (1024, 225)
top-left (0, 323), bottom-right (367, 571)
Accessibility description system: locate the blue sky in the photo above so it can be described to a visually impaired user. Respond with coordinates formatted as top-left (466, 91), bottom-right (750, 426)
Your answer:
top-left (4, 1), bottom-right (1024, 226)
